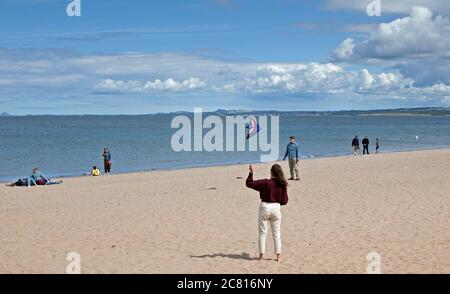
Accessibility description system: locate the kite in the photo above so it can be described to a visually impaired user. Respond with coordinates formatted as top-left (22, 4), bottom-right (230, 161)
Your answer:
top-left (245, 117), bottom-right (261, 139)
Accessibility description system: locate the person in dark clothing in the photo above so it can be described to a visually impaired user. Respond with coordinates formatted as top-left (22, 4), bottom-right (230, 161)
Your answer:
top-left (362, 136), bottom-right (370, 155)
top-left (6, 178), bottom-right (30, 187)
top-left (246, 164), bottom-right (289, 262)
top-left (351, 136), bottom-right (360, 155)
top-left (103, 148), bottom-right (112, 174)
top-left (375, 138), bottom-right (380, 154)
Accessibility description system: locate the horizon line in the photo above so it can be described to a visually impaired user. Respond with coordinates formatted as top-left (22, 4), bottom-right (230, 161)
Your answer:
top-left (2, 107), bottom-right (450, 116)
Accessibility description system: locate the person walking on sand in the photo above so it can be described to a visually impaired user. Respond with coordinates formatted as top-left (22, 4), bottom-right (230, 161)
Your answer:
top-left (283, 136), bottom-right (300, 181)
top-left (246, 164), bottom-right (289, 262)
top-left (103, 148), bottom-right (112, 175)
top-left (352, 135), bottom-right (360, 156)
top-left (362, 136), bottom-right (370, 155)
top-left (375, 138), bottom-right (380, 154)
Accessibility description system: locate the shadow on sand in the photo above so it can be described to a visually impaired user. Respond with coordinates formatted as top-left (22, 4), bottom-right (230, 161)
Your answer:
top-left (190, 252), bottom-right (258, 261)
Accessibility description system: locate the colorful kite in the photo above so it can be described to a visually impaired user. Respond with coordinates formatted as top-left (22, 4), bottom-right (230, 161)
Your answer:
top-left (245, 117), bottom-right (261, 139)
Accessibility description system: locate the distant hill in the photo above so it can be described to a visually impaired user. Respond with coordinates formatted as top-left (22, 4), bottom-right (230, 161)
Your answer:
top-left (333, 107), bottom-right (450, 116)
top-left (2, 107), bottom-right (449, 117)
top-left (164, 107), bottom-right (450, 117)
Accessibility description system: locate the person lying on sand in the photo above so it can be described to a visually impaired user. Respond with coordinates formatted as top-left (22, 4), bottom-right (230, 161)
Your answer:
top-left (31, 168), bottom-right (62, 185)
top-left (245, 164), bottom-right (289, 262)
top-left (6, 178), bottom-right (35, 187)
top-left (6, 168), bottom-right (62, 187)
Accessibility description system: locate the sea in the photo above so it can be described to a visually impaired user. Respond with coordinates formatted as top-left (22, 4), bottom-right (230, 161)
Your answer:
top-left (1, 113), bottom-right (449, 182)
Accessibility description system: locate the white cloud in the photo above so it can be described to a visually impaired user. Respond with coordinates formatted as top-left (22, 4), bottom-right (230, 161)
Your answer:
top-left (1, 47), bottom-right (449, 112)
top-left (224, 64), bottom-right (415, 96)
top-left (359, 7), bottom-right (446, 58)
top-left (356, 69), bottom-right (412, 92)
top-left (358, 68), bottom-right (374, 90)
top-left (95, 77), bottom-right (206, 93)
top-left (333, 6), bottom-right (450, 87)
top-left (333, 38), bottom-right (355, 60)
top-left (409, 83), bottom-right (450, 95)
top-left (336, 7), bottom-right (448, 60)
top-left (323, 0), bottom-right (450, 16)
top-left (232, 63), bottom-right (351, 94)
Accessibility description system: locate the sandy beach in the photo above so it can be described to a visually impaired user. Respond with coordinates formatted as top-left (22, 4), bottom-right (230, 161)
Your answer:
top-left (0, 149), bottom-right (449, 274)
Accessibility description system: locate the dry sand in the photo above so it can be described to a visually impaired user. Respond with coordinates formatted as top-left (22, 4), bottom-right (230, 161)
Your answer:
top-left (0, 149), bottom-right (449, 274)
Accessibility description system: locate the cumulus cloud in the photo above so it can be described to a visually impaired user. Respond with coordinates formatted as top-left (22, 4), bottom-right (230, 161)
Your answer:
top-left (333, 6), bottom-right (450, 87)
top-left (333, 38), bottom-right (355, 60)
top-left (359, 7), bottom-right (446, 58)
top-left (216, 63), bottom-right (416, 96)
top-left (408, 83), bottom-right (450, 96)
top-left (335, 7), bottom-right (448, 60)
top-left (356, 69), bottom-right (412, 92)
top-left (1, 47), bottom-right (449, 113)
top-left (246, 63), bottom-right (350, 94)
top-left (94, 77), bottom-right (206, 93)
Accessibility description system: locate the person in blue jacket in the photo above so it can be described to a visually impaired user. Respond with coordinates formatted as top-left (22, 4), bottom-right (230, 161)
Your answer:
top-left (283, 136), bottom-right (300, 181)
top-left (6, 168), bottom-right (62, 187)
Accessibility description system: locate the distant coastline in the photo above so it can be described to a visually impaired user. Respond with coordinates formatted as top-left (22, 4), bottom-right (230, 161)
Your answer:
top-left (1, 107), bottom-right (450, 117)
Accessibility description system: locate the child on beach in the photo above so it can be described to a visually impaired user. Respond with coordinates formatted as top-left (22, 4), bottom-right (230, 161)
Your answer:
top-left (246, 164), bottom-right (289, 262)
top-left (91, 166), bottom-right (101, 176)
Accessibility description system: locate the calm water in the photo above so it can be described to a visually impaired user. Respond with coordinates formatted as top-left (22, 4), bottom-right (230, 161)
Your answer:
top-left (1, 114), bottom-right (449, 181)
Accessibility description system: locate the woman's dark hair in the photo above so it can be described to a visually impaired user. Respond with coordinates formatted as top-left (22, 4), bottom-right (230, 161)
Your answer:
top-left (270, 164), bottom-right (288, 188)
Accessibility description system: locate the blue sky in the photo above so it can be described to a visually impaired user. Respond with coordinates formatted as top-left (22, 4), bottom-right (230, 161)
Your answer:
top-left (1, 0), bottom-right (449, 114)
